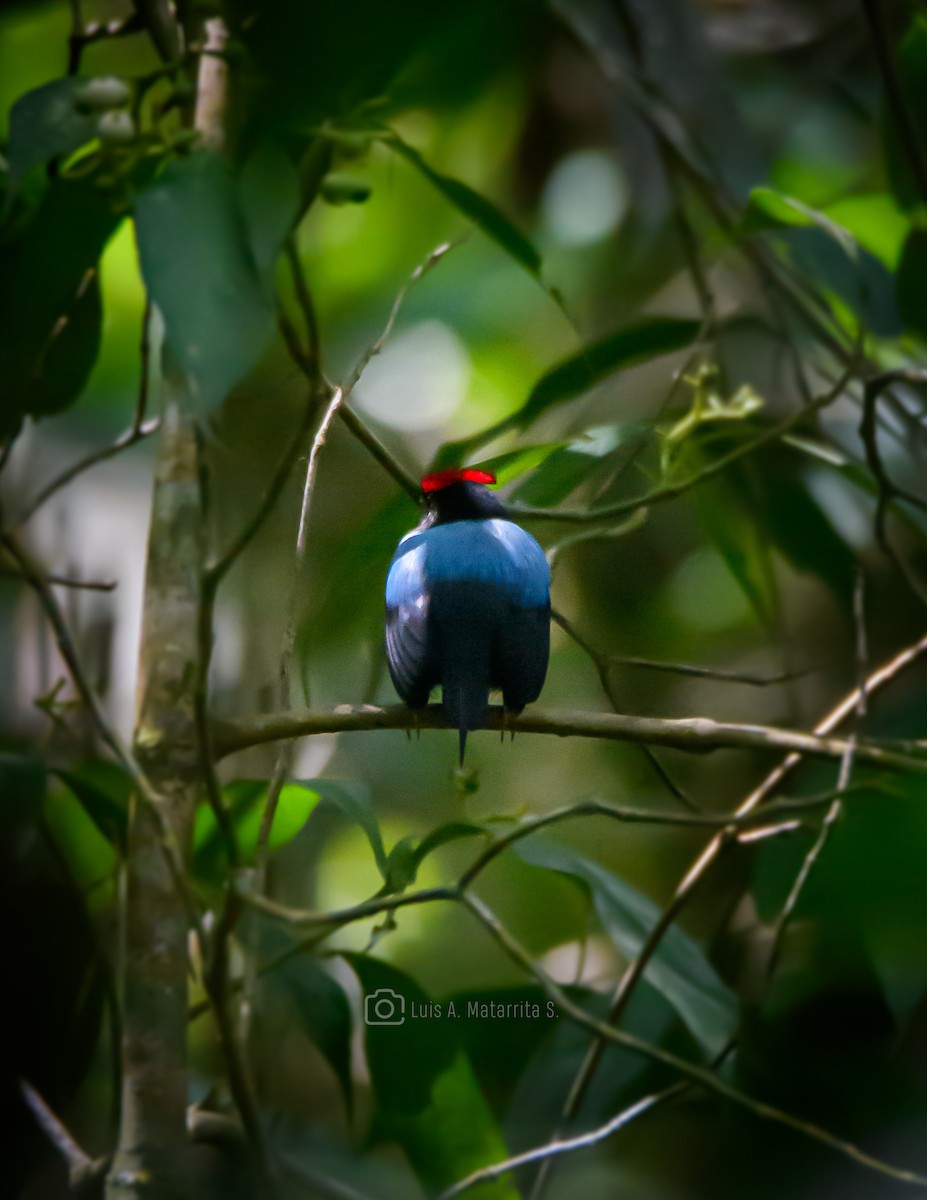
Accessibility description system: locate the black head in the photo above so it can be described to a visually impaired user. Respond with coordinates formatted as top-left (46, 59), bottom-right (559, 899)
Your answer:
top-left (420, 468), bottom-right (508, 525)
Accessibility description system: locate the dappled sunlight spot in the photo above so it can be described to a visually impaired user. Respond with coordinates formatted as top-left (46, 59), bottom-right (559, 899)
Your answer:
top-left (540, 935), bottom-right (617, 991)
top-left (541, 149), bottom-right (629, 246)
top-left (100, 219), bottom-right (147, 308)
top-left (355, 319), bottom-right (470, 431)
top-left (668, 546), bottom-right (752, 633)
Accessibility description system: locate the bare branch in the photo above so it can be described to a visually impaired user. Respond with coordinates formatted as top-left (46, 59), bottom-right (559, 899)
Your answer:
top-left (860, 370), bottom-right (927, 604)
top-left (20, 1078), bottom-right (94, 1175)
top-left (0, 565), bottom-right (116, 591)
top-left (860, 0), bottom-right (927, 211)
top-left (765, 571), bottom-right (869, 980)
top-left (552, 609), bottom-right (812, 688)
top-left (536, 624), bottom-right (927, 1184)
top-left (456, 891), bottom-right (927, 1190)
top-left (438, 1085), bottom-right (685, 1200)
top-left (16, 419), bottom-right (160, 528)
top-left (511, 365), bottom-right (853, 525)
top-left (212, 701), bottom-right (927, 774)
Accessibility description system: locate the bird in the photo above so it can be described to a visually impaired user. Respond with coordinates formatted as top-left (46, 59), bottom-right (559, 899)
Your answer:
top-left (385, 467), bottom-right (551, 764)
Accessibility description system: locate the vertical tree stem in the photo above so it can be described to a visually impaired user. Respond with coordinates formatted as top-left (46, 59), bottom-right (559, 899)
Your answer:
top-left (106, 20), bottom-right (231, 1197)
top-left (106, 372), bottom-right (205, 1200)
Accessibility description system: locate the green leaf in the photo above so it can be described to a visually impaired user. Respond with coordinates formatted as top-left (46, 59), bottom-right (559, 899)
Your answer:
top-left (53, 761), bottom-right (131, 851)
top-left (238, 143), bottom-right (301, 280)
top-left (193, 780), bottom-right (319, 882)
top-left (43, 781), bottom-right (118, 897)
top-left (388, 131), bottom-right (555, 304)
top-left (696, 466), bottom-right (779, 630)
top-left (7, 78), bottom-right (102, 189)
top-left (753, 451), bottom-right (856, 610)
top-left (744, 186), bottom-right (858, 261)
top-left (895, 227), bottom-right (927, 341)
top-left (382, 821), bottom-right (486, 894)
top-left (510, 316), bottom-right (704, 429)
top-left (884, 15), bottom-right (927, 212)
top-left (659, 365), bottom-right (763, 475)
top-left (0, 753), bottom-right (46, 863)
top-left (824, 193), bottom-right (909, 271)
top-left (133, 151), bottom-right (276, 413)
top-left (313, 779), bottom-right (390, 881)
top-left (347, 954), bottom-right (518, 1199)
top-left (272, 946), bottom-right (354, 1113)
top-left (0, 176), bottom-right (120, 437)
top-left (438, 317), bottom-right (702, 467)
top-left (514, 837), bottom-right (738, 1057)
top-left (470, 441), bottom-right (569, 487)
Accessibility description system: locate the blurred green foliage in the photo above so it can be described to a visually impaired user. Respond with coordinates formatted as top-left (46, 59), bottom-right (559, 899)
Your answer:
top-left (5, 0), bottom-right (927, 1198)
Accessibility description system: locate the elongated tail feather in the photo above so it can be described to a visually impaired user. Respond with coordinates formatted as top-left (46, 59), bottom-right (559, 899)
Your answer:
top-left (459, 728), bottom-right (467, 766)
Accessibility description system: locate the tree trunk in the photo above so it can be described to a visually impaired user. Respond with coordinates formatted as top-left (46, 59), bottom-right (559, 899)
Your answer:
top-left (105, 374), bottom-right (204, 1200)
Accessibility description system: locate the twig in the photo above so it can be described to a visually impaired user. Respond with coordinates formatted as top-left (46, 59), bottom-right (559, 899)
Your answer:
top-left (534, 624), bottom-right (927, 1187)
top-left (0, 530), bottom-right (194, 905)
top-left (240, 785), bottom-right (882, 933)
top-left (0, 566), bottom-right (116, 591)
top-left (765, 572), bottom-right (869, 981)
top-left (437, 1084), bottom-right (685, 1200)
top-left (279, 1154), bottom-right (376, 1200)
top-left (284, 239), bottom-right (321, 370)
top-left (212, 700), bottom-right (926, 773)
top-left (552, 608), bottom-right (701, 812)
top-left (16, 419), bottom-right (160, 528)
top-left (20, 1078), bottom-right (95, 1176)
top-left (455, 891), bottom-right (927, 1190)
top-left (335, 402), bottom-right (420, 499)
top-left (134, 301), bottom-right (153, 435)
top-left (510, 365), bottom-right (853, 525)
top-left (243, 870), bottom-right (927, 1190)
top-left (282, 237), bottom-right (462, 501)
top-left (860, 0), bottom-right (927, 210)
top-left (860, 370), bottom-right (927, 604)
top-left (552, 609), bottom-right (811, 688)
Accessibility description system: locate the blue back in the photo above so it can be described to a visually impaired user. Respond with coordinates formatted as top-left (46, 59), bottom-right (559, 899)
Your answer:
top-left (386, 518), bottom-right (550, 609)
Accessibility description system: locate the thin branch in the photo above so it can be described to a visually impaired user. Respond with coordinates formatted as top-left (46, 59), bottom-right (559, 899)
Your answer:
top-left (281, 238), bottom-right (462, 501)
top-left (860, 370), bottom-right (927, 604)
top-left (284, 238), bottom-right (321, 371)
top-left (240, 785), bottom-right (878, 933)
top-left (437, 1085), bottom-right (685, 1200)
top-left (134, 301), bottom-right (153, 435)
top-left (538, 624), bottom-right (927, 1182)
top-left (860, 0), bottom-right (927, 210)
top-left (0, 530), bottom-right (195, 915)
top-left (0, 565), bottom-right (116, 591)
top-left (212, 701), bottom-right (927, 774)
top-left (242, 867), bottom-right (927, 1191)
top-left (552, 609), bottom-right (811, 688)
top-left (335, 402), bottom-right (420, 499)
top-left (455, 891), bottom-right (927, 1190)
top-left (20, 1078), bottom-right (94, 1176)
top-left (765, 572), bottom-right (869, 981)
top-left (511, 366), bottom-right (853, 525)
top-left (16, 419), bottom-right (160, 528)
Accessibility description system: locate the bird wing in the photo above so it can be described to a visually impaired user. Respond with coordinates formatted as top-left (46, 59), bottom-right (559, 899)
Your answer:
top-left (385, 532), bottom-right (438, 705)
top-left (421, 519), bottom-right (551, 711)
top-left (494, 600), bottom-right (550, 711)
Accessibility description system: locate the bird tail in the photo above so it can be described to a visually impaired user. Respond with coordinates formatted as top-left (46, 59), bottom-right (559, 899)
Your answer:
top-left (444, 676), bottom-right (489, 768)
